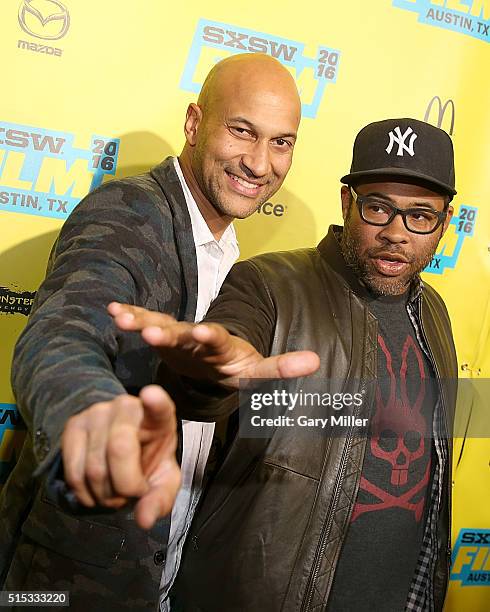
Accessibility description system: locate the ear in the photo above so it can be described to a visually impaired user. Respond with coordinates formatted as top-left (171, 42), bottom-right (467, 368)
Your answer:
top-left (340, 185), bottom-right (351, 221)
top-left (184, 103), bottom-right (203, 146)
top-left (441, 204), bottom-right (454, 235)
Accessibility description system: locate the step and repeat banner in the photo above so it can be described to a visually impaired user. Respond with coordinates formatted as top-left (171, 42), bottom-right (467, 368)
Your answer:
top-left (0, 1), bottom-right (489, 609)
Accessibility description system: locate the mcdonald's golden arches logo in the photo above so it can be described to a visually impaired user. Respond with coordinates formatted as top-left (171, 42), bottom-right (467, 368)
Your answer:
top-left (424, 96), bottom-right (455, 136)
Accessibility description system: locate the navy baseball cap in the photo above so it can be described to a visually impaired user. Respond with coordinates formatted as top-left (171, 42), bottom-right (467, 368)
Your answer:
top-left (341, 118), bottom-right (456, 197)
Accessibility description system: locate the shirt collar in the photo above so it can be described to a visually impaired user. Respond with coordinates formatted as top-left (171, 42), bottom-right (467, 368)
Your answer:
top-left (173, 157), bottom-right (237, 250)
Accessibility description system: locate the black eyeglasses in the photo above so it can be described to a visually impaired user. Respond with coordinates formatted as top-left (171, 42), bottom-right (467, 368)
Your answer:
top-left (350, 187), bottom-right (447, 235)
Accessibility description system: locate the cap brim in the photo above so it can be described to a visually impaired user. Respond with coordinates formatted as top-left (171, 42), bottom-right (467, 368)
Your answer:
top-left (340, 168), bottom-right (457, 196)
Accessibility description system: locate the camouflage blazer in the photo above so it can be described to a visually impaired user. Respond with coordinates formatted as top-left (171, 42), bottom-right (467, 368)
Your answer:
top-left (0, 157), bottom-right (198, 611)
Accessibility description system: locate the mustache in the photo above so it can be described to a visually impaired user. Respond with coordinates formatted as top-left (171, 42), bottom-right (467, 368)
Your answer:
top-left (366, 246), bottom-right (415, 264)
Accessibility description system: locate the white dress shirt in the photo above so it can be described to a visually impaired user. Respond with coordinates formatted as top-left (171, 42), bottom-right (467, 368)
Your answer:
top-left (158, 159), bottom-right (239, 610)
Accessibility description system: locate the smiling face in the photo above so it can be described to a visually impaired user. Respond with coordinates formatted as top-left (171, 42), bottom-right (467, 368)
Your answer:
top-left (340, 181), bottom-right (454, 295)
top-left (191, 91), bottom-right (298, 218)
top-left (179, 54), bottom-right (301, 237)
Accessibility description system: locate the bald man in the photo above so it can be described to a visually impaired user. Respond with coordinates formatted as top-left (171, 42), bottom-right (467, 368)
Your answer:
top-left (2, 54), bottom-right (301, 612)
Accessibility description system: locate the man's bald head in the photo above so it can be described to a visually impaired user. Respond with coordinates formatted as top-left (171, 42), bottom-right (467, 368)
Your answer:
top-left (197, 53), bottom-right (301, 117)
top-left (179, 53), bottom-right (302, 238)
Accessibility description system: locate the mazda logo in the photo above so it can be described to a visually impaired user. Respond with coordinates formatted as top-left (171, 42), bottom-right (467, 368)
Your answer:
top-left (18, 0), bottom-right (70, 41)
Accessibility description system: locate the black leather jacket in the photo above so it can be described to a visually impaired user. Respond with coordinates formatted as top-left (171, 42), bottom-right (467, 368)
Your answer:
top-left (172, 226), bottom-right (458, 612)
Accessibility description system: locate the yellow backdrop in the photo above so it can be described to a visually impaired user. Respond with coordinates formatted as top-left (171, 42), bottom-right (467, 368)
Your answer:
top-left (0, 1), bottom-right (488, 609)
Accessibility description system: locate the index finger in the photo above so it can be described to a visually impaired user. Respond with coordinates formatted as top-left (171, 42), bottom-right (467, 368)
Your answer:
top-left (134, 458), bottom-right (181, 529)
top-left (191, 322), bottom-right (234, 354)
top-left (109, 303), bottom-right (177, 332)
top-left (106, 396), bottom-right (149, 498)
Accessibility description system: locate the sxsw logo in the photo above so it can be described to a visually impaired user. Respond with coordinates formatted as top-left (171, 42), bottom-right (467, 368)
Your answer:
top-left (393, 0), bottom-right (490, 42)
top-left (0, 404), bottom-right (25, 487)
top-left (0, 122), bottom-right (119, 220)
top-left (426, 204), bottom-right (478, 274)
top-left (181, 19), bottom-right (341, 118)
top-left (451, 528), bottom-right (490, 586)
top-left (422, 95), bottom-right (477, 275)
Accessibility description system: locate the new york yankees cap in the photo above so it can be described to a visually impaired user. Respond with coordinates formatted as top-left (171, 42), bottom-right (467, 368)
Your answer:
top-left (341, 118), bottom-right (456, 197)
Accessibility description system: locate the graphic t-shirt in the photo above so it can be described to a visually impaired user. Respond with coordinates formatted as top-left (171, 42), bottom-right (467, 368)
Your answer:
top-left (327, 291), bottom-right (437, 612)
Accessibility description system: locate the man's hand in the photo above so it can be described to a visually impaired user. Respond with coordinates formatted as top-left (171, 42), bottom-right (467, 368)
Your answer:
top-left (108, 302), bottom-right (320, 387)
top-left (61, 385), bottom-right (180, 530)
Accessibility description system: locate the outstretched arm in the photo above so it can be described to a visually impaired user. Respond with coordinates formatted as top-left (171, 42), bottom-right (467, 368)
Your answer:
top-left (109, 303), bottom-right (320, 388)
top-left (12, 181), bottom-right (173, 474)
top-left (11, 180), bottom-right (184, 523)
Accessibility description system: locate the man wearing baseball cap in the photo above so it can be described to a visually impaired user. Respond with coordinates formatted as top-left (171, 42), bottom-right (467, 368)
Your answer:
top-left (112, 118), bottom-right (458, 611)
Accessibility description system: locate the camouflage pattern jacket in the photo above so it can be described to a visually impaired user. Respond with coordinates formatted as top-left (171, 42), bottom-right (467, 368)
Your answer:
top-left (0, 157), bottom-right (198, 611)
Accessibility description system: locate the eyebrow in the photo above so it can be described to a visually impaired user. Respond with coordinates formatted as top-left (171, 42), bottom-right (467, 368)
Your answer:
top-left (362, 191), bottom-right (439, 210)
top-left (228, 116), bottom-right (297, 140)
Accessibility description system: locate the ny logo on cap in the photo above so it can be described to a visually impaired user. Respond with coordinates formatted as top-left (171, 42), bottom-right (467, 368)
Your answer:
top-left (386, 126), bottom-right (418, 157)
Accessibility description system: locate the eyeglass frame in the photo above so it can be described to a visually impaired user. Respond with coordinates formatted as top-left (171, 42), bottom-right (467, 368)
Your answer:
top-left (349, 186), bottom-right (448, 235)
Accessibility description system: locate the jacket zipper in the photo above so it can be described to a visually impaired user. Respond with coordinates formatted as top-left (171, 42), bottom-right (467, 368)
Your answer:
top-left (300, 394), bottom-right (361, 611)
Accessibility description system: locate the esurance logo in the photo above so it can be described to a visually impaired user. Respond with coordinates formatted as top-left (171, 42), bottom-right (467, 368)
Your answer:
top-left (425, 204), bottom-right (478, 274)
top-left (0, 122), bottom-right (119, 219)
top-left (256, 201), bottom-right (286, 217)
top-left (181, 19), bottom-right (341, 118)
top-left (18, 0), bottom-right (70, 41)
top-left (393, 0), bottom-right (490, 42)
top-left (451, 528), bottom-right (490, 586)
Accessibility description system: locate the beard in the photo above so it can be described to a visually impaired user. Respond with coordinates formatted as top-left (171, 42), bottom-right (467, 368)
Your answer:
top-left (340, 210), bottom-right (441, 296)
